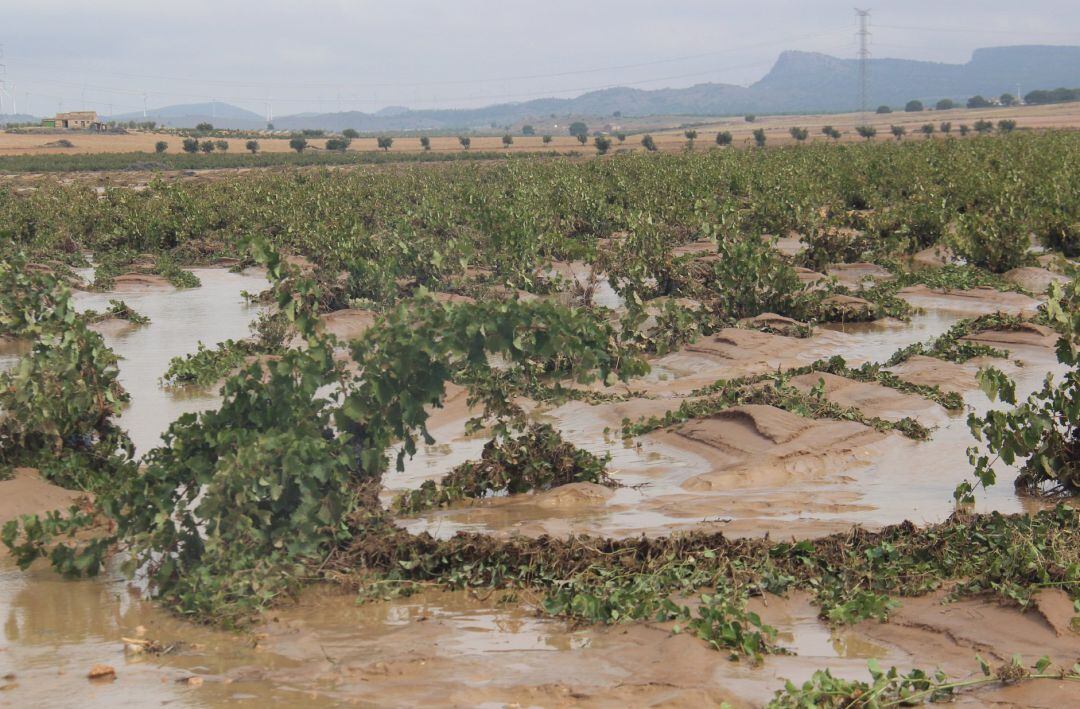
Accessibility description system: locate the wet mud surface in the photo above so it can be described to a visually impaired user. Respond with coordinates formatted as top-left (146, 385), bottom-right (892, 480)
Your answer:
top-left (2, 266), bottom-right (1077, 707)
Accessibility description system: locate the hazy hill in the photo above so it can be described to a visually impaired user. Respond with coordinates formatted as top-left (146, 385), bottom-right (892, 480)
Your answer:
top-left (107, 102), bottom-right (265, 129)
top-left (91, 45), bottom-right (1080, 131)
top-left (0, 114), bottom-right (39, 126)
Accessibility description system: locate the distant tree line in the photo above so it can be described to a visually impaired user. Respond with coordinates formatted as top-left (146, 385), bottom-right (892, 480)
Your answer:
top-left (1024, 87), bottom-right (1080, 105)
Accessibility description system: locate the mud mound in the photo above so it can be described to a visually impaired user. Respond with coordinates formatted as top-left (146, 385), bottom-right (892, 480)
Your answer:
top-left (433, 292), bottom-right (477, 304)
top-left (738, 312), bottom-right (807, 331)
top-left (0, 468), bottom-right (84, 527)
top-left (788, 371), bottom-right (945, 424)
top-left (795, 267), bottom-right (826, 287)
top-left (865, 592), bottom-right (1080, 671)
top-left (671, 241), bottom-right (717, 259)
top-left (820, 294), bottom-right (875, 318)
top-left (826, 262), bottom-right (893, 288)
top-left (535, 482), bottom-right (615, 509)
top-left (108, 273), bottom-right (174, 292)
top-left (647, 328), bottom-right (828, 385)
top-left (897, 285), bottom-right (1040, 315)
top-left (682, 328), bottom-right (818, 375)
top-left (773, 234), bottom-right (805, 257)
top-left (687, 328), bottom-right (799, 358)
top-left (886, 355), bottom-right (978, 395)
top-left (87, 317), bottom-right (139, 337)
top-left (961, 322), bottom-right (1059, 349)
top-left (1002, 266), bottom-right (1070, 294)
top-left (318, 308), bottom-right (376, 341)
top-left (676, 405), bottom-right (886, 490)
top-left (1030, 589), bottom-right (1079, 637)
top-left (911, 245), bottom-right (956, 267)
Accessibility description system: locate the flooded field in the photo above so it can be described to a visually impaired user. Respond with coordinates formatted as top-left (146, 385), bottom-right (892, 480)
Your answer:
top-left (2, 265), bottom-right (1075, 707)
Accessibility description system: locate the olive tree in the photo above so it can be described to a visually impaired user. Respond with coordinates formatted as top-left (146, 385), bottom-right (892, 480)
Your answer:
top-left (246, 140), bottom-right (260, 154)
top-left (789, 126), bottom-right (809, 142)
top-left (715, 131), bottom-right (733, 146)
top-left (420, 136), bottom-right (431, 151)
top-left (594, 136), bottom-right (612, 155)
top-left (289, 137), bottom-right (308, 153)
top-left (752, 128), bottom-right (766, 147)
top-left (154, 141), bottom-right (168, 154)
top-left (502, 134), bottom-right (514, 148)
top-left (856, 125), bottom-right (877, 141)
top-left (343, 128), bottom-right (360, 139)
top-left (377, 136), bottom-right (394, 151)
top-left (459, 136), bottom-right (471, 150)
top-left (641, 134), bottom-right (657, 152)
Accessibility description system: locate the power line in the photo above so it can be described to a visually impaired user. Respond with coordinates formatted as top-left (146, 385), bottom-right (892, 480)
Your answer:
top-left (874, 23), bottom-right (1078, 38)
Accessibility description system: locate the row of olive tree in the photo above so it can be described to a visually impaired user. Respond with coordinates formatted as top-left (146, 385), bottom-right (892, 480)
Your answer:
top-left (882, 93), bottom-right (1022, 114)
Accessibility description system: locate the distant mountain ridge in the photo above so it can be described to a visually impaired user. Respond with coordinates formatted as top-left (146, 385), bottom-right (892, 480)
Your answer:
top-left (53, 44), bottom-right (1080, 131)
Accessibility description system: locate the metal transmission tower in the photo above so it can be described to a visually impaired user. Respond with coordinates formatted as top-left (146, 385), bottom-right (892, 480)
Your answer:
top-left (855, 9), bottom-right (872, 117)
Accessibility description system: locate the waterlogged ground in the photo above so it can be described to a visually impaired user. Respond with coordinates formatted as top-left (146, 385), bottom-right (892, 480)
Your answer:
top-left (1, 267), bottom-right (1077, 706)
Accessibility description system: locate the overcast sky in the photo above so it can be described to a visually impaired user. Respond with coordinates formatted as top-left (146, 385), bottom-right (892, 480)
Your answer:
top-left (3, 0), bottom-right (1078, 117)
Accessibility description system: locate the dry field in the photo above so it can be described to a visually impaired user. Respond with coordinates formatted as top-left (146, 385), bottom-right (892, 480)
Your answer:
top-left (2, 102), bottom-right (1078, 157)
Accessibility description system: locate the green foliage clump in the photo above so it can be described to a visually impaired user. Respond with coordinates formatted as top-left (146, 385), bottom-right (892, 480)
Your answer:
top-left (961, 278), bottom-right (1080, 498)
top-left (700, 235), bottom-right (807, 320)
top-left (769, 656), bottom-right (1080, 708)
top-left (395, 423), bottom-right (613, 513)
top-left (4, 243), bottom-right (645, 624)
top-left (0, 254), bottom-right (134, 491)
top-left (84, 299), bottom-right (150, 326)
top-left (886, 312), bottom-right (1026, 365)
top-left (623, 371), bottom-right (930, 441)
top-left (162, 339), bottom-right (260, 387)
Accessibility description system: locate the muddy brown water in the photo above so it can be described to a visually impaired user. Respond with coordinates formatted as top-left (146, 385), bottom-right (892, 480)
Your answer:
top-left (1, 270), bottom-right (1075, 706)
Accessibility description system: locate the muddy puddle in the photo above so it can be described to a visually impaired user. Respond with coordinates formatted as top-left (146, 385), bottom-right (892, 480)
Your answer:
top-left (2, 269), bottom-right (1076, 706)
top-left (393, 308), bottom-right (1066, 540)
top-left (69, 268), bottom-right (271, 455)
